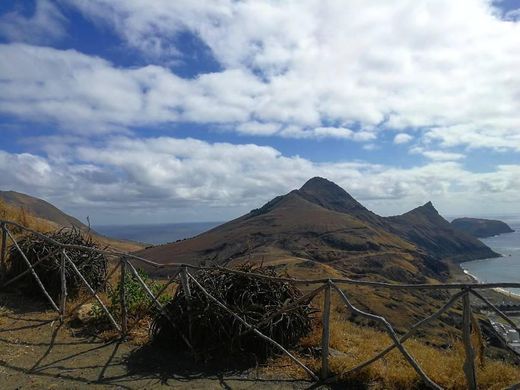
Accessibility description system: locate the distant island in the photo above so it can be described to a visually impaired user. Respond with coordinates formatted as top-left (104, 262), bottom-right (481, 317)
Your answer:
top-left (451, 217), bottom-right (515, 238)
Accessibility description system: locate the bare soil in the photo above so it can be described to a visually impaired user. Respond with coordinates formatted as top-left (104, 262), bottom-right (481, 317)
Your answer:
top-left (0, 292), bottom-right (316, 390)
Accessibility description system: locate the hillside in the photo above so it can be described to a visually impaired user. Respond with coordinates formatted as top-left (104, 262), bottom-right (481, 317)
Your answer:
top-left (0, 191), bottom-right (144, 252)
top-left (451, 217), bottom-right (515, 238)
top-left (0, 191), bottom-right (87, 229)
top-left (386, 202), bottom-right (497, 262)
top-left (138, 177), bottom-right (497, 273)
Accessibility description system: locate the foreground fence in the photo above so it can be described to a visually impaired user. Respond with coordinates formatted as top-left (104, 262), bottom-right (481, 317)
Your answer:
top-left (1, 219), bottom-right (519, 389)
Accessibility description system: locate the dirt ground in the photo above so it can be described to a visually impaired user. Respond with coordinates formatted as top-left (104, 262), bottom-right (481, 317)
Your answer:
top-left (0, 292), bottom-right (318, 390)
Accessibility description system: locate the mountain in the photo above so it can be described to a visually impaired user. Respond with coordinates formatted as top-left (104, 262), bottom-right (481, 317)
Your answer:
top-left (386, 202), bottom-right (497, 262)
top-left (0, 190), bottom-right (87, 229)
top-left (138, 177), bottom-right (498, 280)
top-left (451, 217), bottom-right (515, 238)
top-left (0, 190), bottom-right (144, 252)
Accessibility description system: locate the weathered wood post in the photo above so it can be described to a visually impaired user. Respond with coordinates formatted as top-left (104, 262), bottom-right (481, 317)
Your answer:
top-left (120, 257), bottom-right (128, 337)
top-left (321, 280), bottom-right (332, 379)
top-left (180, 266), bottom-right (192, 298)
top-left (180, 266), bottom-right (192, 338)
top-left (462, 288), bottom-right (477, 390)
top-left (0, 222), bottom-right (7, 283)
top-left (7, 228), bottom-right (59, 312)
top-left (59, 250), bottom-right (67, 322)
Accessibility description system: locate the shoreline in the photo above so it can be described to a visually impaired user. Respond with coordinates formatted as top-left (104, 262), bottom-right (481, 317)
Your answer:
top-left (460, 267), bottom-right (520, 302)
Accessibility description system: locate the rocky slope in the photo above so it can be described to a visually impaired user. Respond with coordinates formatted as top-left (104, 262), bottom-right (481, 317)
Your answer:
top-left (451, 217), bottom-right (515, 238)
top-left (138, 177), bottom-right (498, 279)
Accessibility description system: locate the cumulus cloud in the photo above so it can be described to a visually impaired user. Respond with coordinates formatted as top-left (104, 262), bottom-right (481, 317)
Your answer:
top-left (0, 0), bottom-right (518, 149)
top-left (1, 136), bottom-right (519, 223)
top-left (410, 146), bottom-right (466, 161)
top-left (394, 133), bottom-right (413, 144)
top-left (0, 0), bottom-right (67, 44)
top-left (56, 0), bottom-right (520, 151)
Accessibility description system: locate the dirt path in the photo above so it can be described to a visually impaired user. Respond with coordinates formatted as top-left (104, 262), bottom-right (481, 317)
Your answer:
top-left (0, 292), bottom-right (316, 389)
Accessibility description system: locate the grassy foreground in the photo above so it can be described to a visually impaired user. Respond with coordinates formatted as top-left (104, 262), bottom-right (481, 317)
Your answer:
top-left (266, 291), bottom-right (520, 389)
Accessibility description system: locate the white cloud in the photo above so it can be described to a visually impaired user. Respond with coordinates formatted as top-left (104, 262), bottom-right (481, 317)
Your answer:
top-left (504, 8), bottom-right (520, 21)
top-left (1, 136), bottom-right (519, 223)
top-left (410, 146), bottom-right (465, 161)
top-left (57, 0), bottom-right (520, 151)
top-left (425, 124), bottom-right (520, 151)
top-left (0, 44), bottom-right (265, 132)
top-left (394, 133), bottom-right (413, 144)
top-left (0, 0), bottom-right (518, 149)
top-left (0, 0), bottom-right (67, 44)
top-left (236, 122), bottom-right (280, 136)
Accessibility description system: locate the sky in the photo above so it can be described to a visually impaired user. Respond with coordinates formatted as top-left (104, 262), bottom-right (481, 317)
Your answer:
top-left (0, 0), bottom-right (519, 225)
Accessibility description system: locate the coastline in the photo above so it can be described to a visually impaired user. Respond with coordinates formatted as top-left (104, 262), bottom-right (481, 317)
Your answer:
top-left (460, 266), bottom-right (520, 302)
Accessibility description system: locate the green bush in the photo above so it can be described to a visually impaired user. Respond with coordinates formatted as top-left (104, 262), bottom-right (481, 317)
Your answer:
top-left (91, 269), bottom-right (170, 322)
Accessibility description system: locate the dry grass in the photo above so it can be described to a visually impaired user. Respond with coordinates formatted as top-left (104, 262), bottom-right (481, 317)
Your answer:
top-left (0, 198), bottom-right (56, 236)
top-left (265, 291), bottom-right (520, 389)
top-left (0, 199), bottom-right (144, 253)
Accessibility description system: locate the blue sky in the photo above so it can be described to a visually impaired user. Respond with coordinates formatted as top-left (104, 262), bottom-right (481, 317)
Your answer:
top-left (0, 0), bottom-right (519, 224)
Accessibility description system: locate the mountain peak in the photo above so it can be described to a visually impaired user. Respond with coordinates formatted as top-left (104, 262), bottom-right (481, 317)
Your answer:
top-left (300, 177), bottom-right (340, 191)
top-left (397, 201), bottom-right (446, 225)
top-left (422, 201), bottom-right (436, 210)
top-left (298, 177), bottom-right (369, 215)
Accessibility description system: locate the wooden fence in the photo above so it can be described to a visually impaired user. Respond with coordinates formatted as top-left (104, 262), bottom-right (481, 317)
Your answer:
top-left (1, 219), bottom-right (519, 389)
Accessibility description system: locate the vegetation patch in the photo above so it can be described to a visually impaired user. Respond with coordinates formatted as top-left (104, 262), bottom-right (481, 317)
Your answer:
top-left (91, 268), bottom-right (169, 324)
top-left (150, 264), bottom-right (315, 360)
top-left (7, 228), bottom-right (107, 300)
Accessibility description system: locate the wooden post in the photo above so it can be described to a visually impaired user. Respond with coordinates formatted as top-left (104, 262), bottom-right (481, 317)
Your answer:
top-left (325, 290), bottom-right (467, 384)
top-left (1, 223), bottom-right (7, 283)
top-left (63, 250), bottom-right (121, 332)
top-left (120, 257), bottom-right (128, 336)
top-left (321, 280), bottom-right (331, 380)
top-left (462, 290), bottom-right (477, 390)
top-left (6, 228), bottom-right (60, 312)
top-left (180, 266), bottom-right (192, 339)
top-left (125, 260), bottom-right (195, 353)
top-left (59, 250), bottom-right (67, 322)
top-left (180, 266), bottom-right (191, 298)
top-left (331, 282), bottom-right (441, 389)
top-left (2, 248), bottom-right (60, 288)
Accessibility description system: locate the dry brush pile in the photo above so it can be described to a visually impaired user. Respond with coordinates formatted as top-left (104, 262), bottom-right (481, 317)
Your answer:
top-left (7, 228), bottom-right (108, 300)
top-left (151, 264), bottom-right (315, 360)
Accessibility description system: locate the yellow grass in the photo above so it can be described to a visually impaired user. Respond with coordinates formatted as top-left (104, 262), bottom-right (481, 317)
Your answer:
top-left (266, 294), bottom-right (520, 389)
top-left (0, 198), bottom-right (56, 234)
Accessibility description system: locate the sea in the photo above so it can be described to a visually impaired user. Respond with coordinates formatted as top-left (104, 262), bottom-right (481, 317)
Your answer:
top-left (94, 221), bottom-right (221, 245)
top-left (460, 217), bottom-right (520, 296)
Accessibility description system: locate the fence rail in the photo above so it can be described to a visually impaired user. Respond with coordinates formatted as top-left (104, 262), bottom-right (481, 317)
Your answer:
top-left (0, 219), bottom-right (519, 389)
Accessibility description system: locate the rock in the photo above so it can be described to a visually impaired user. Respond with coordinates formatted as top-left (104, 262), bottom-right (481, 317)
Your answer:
top-left (74, 303), bottom-right (95, 323)
top-left (451, 217), bottom-right (515, 238)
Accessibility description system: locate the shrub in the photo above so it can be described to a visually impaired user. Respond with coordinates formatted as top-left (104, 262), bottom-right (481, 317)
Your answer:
top-left (91, 268), bottom-right (169, 322)
top-left (150, 264), bottom-right (315, 360)
top-left (7, 227), bottom-right (107, 300)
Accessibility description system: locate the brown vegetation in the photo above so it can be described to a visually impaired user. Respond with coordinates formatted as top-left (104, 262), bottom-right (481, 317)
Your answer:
top-left (151, 264), bottom-right (314, 359)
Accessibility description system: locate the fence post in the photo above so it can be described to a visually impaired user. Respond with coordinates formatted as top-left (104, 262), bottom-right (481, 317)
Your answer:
top-left (180, 266), bottom-right (191, 298)
top-left (120, 257), bottom-right (128, 337)
top-left (321, 280), bottom-right (332, 380)
top-left (6, 228), bottom-right (60, 312)
top-left (1, 223), bottom-right (7, 283)
top-left (180, 266), bottom-right (192, 339)
top-left (462, 289), bottom-right (477, 390)
top-left (60, 250), bottom-right (67, 322)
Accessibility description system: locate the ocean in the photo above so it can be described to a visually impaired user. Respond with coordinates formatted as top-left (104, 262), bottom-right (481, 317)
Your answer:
top-left (460, 218), bottom-right (520, 296)
top-left (94, 221), bottom-right (222, 245)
